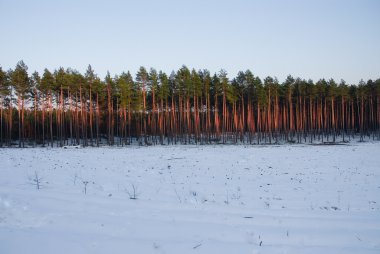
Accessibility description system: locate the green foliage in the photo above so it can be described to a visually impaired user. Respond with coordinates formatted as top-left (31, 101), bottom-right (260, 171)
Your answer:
top-left (158, 71), bottom-right (169, 101)
top-left (199, 69), bottom-right (211, 98)
top-left (149, 68), bottom-right (159, 95)
top-left (176, 66), bottom-right (192, 98)
top-left (11, 61), bottom-right (30, 100)
top-left (191, 69), bottom-right (202, 97)
top-left (0, 67), bottom-right (10, 98)
top-left (41, 69), bottom-right (55, 92)
top-left (118, 72), bottom-right (134, 110)
top-left (136, 66), bottom-right (148, 87)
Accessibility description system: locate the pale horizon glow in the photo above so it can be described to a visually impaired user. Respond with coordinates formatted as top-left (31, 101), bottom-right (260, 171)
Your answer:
top-left (0, 0), bottom-right (379, 83)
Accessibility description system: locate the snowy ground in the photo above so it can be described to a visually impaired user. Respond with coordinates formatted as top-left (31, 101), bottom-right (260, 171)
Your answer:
top-left (0, 143), bottom-right (380, 254)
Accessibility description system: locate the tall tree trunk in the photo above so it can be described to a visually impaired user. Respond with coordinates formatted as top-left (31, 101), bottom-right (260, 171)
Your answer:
top-left (96, 92), bottom-right (99, 147)
top-left (18, 98), bottom-right (21, 148)
top-left (89, 84), bottom-right (93, 146)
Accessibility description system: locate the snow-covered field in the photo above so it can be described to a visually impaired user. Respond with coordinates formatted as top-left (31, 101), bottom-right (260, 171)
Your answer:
top-left (1, 143), bottom-right (380, 254)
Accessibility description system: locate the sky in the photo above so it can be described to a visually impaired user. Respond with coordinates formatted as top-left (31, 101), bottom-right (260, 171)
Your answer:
top-left (0, 0), bottom-right (379, 83)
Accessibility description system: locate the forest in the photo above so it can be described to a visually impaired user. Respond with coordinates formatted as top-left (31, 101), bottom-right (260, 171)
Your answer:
top-left (0, 61), bottom-right (379, 147)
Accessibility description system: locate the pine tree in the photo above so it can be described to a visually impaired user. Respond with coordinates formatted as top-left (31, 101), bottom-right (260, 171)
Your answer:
top-left (0, 67), bottom-right (11, 146)
top-left (11, 61), bottom-right (30, 147)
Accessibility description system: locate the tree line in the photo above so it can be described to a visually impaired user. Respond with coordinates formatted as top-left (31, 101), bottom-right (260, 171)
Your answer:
top-left (0, 61), bottom-right (379, 147)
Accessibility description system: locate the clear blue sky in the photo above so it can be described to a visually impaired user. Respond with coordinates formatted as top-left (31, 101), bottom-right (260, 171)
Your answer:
top-left (1, 0), bottom-right (379, 83)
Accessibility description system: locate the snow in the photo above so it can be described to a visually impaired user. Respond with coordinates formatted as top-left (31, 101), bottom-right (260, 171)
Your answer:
top-left (0, 143), bottom-right (380, 254)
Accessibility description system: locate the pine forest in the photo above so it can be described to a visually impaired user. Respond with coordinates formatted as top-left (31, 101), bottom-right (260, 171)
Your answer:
top-left (0, 61), bottom-right (379, 147)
